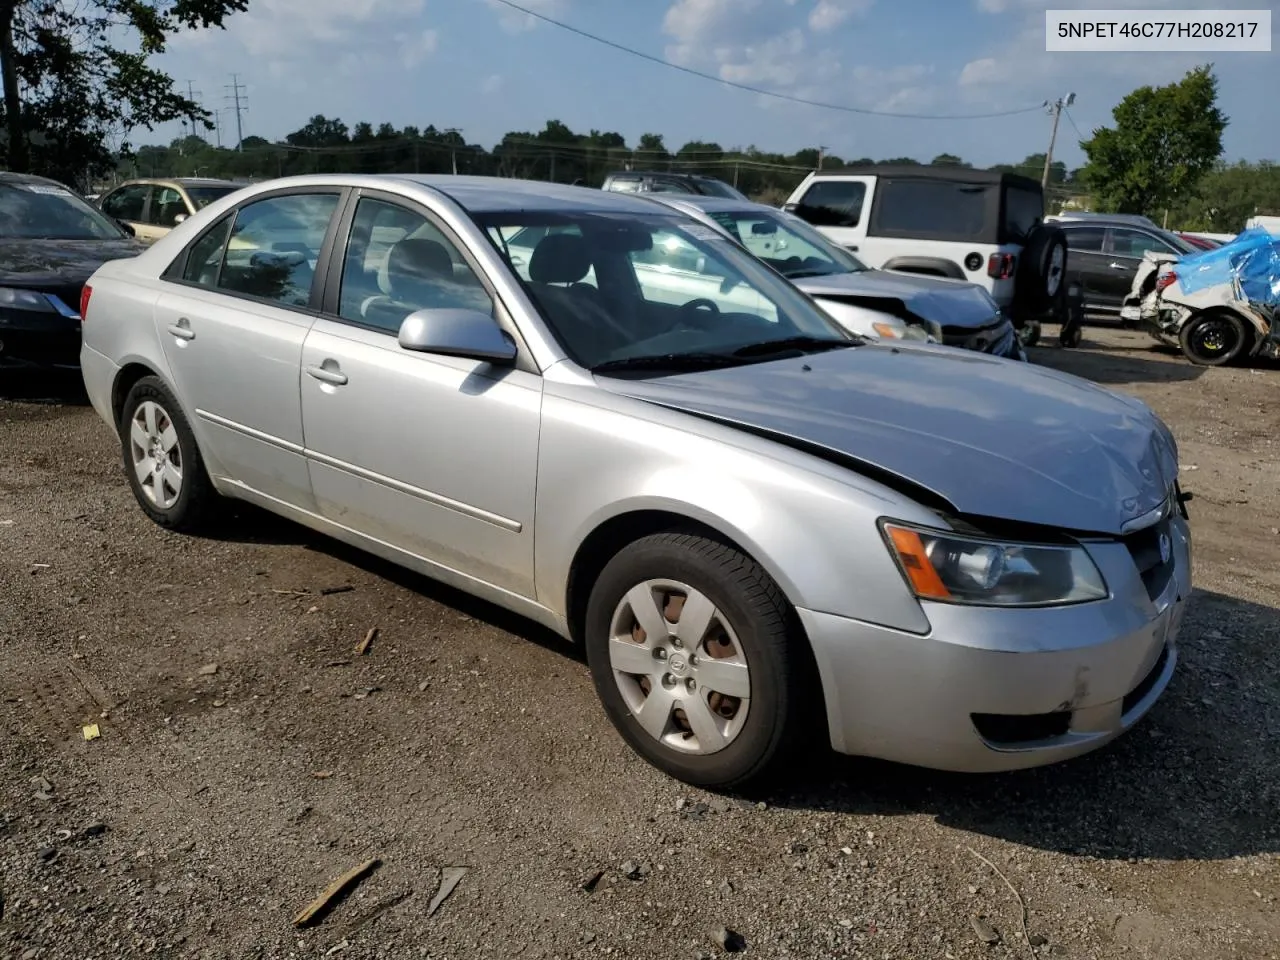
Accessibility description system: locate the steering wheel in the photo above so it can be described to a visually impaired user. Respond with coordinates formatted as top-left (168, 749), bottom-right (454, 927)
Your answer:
top-left (673, 298), bottom-right (721, 332)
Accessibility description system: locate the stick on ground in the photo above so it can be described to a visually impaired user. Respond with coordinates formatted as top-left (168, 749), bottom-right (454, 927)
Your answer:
top-left (293, 858), bottom-right (382, 928)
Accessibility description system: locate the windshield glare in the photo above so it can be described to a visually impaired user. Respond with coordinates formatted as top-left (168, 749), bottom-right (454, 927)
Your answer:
top-left (705, 208), bottom-right (868, 279)
top-left (0, 182), bottom-right (126, 241)
top-left (479, 211), bottom-right (849, 371)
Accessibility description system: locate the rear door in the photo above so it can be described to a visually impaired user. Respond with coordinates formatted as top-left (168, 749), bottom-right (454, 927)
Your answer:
top-left (153, 187), bottom-right (345, 509)
top-left (1060, 224), bottom-right (1113, 311)
top-left (783, 177), bottom-right (872, 253)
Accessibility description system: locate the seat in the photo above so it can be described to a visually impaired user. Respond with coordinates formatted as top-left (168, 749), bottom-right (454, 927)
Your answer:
top-left (362, 236), bottom-right (461, 331)
top-left (526, 233), bottom-right (628, 357)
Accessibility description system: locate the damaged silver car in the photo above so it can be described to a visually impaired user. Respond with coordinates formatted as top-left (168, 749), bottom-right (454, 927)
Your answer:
top-left (1124, 225), bottom-right (1280, 366)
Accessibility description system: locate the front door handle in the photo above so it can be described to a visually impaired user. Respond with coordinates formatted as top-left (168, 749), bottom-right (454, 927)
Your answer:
top-left (1108, 261), bottom-right (1130, 270)
top-left (166, 319), bottom-right (195, 341)
top-left (306, 363), bottom-right (348, 386)
top-left (844, 244), bottom-right (859, 252)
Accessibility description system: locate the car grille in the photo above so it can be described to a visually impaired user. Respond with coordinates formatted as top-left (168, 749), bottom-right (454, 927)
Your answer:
top-left (1120, 515), bottom-right (1175, 601)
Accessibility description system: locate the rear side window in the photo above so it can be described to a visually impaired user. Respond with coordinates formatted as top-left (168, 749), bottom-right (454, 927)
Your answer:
top-left (182, 216), bottom-right (234, 285)
top-left (1063, 226), bottom-right (1105, 252)
top-left (1003, 186), bottom-right (1044, 242)
top-left (874, 179), bottom-right (990, 241)
top-left (1109, 227), bottom-right (1178, 258)
top-left (648, 178), bottom-right (696, 195)
top-left (795, 180), bottom-right (865, 228)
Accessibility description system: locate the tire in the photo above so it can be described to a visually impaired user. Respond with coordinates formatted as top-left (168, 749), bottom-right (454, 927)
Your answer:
top-left (584, 532), bottom-right (817, 790)
top-left (118, 376), bottom-right (218, 531)
top-left (1016, 319), bottom-right (1042, 349)
top-left (1179, 310), bottom-right (1249, 367)
top-left (1014, 225), bottom-right (1068, 314)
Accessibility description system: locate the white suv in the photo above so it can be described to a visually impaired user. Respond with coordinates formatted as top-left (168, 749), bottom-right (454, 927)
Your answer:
top-left (784, 166), bottom-right (1069, 343)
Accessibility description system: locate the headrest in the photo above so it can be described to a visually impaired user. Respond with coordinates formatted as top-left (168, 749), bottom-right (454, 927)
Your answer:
top-left (388, 237), bottom-right (453, 282)
top-left (529, 233), bottom-right (591, 284)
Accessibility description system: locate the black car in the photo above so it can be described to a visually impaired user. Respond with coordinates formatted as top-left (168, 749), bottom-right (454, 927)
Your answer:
top-left (1057, 218), bottom-right (1198, 321)
top-left (0, 172), bottom-right (145, 370)
top-left (601, 170), bottom-right (749, 201)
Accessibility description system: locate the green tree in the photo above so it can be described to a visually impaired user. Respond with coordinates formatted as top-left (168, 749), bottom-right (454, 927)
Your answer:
top-left (930, 153), bottom-right (968, 167)
top-left (1080, 64), bottom-right (1228, 216)
top-left (0, 0), bottom-right (248, 184)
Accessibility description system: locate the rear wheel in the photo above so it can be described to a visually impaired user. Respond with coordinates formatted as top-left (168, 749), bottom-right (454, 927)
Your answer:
top-left (1015, 224), bottom-right (1069, 314)
top-left (119, 376), bottom-right (218, 531)
top-left (1179, 310), bottom-right (1249, 366)
top-left (584, 533), bottom-right (816, 789)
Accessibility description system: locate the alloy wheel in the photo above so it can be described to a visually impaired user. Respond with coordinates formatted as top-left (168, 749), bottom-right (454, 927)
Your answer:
top-left (128, 400), bottom-right (184, 510)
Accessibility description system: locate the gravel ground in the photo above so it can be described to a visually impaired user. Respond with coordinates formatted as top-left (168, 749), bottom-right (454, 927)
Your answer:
top-left (1, 325), bottom-right (1277, 960)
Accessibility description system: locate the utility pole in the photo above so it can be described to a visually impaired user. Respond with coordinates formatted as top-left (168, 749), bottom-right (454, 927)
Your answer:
top-left (1041, 92), bottom-right (1075, 189)
top-left (225, 74), bottom-right (248, 151)
top-left (817, 145), bottom-right (827, 171)
top-left (212, 108), bottom-right (222, 149)
top-left (444, 127), bottom-right (462, 174)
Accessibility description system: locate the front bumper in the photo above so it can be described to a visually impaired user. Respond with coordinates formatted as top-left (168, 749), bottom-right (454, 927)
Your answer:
top-left (0, 314), bottom-right (82, 369)
top-left (940, 317), bottom-right (1023, 360)
top-left (799, 515), bottom-right (1191, 773)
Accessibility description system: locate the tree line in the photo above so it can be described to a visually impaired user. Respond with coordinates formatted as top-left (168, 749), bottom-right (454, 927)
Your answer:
top-left (115, 116), bottom-right (1080, 207)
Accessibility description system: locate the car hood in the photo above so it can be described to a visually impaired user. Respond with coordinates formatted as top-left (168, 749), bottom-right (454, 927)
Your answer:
top-left (596, 345), bottom-right (1178, 535)
top-left (794, 269), bottom-right (999, 329)
top-left (0, 237), bottom-right (146, 287)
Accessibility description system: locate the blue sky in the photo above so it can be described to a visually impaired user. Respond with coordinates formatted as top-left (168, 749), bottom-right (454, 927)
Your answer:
top-left (153, 0), bottom-right (1279, 169)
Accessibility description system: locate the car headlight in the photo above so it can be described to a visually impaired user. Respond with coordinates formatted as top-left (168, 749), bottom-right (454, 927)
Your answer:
top-left (881, 522), bottom-right (1108, 607)
top-left (872, 321), bottom-right (931, 341)
top-left (0, 286), bottom-right (57, 312)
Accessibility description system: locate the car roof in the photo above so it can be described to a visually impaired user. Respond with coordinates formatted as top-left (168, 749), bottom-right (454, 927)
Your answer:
top-left (645, 194), bottom-right (774, 215)
top-left (0, 171), bottom-right (73, 188)
top-left (812, 164), bottom-right (1040, 190)
top-left (109, 177), bottom-right (246, 189)
top-left (395, 174), bottom-right (679, 214)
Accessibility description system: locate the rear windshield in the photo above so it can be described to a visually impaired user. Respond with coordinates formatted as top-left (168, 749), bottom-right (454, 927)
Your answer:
top-left (874, 179), bottom-right (991, 240)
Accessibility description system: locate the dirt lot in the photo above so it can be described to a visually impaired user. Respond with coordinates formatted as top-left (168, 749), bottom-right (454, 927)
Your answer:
top-left (1, 326), bottom-right (1277, 960)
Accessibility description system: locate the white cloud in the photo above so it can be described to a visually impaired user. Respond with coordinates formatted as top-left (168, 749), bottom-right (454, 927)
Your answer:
top-left (481, 73), bottom-right (505, 94)
top-left (397, 28), bottom-right (439, 68)
top-left (486, 0), bottom-right (569, 34)
top-left (808, 0), bottom-right (873, 32)
top-left (958, 56), bottom-right (1005, 86)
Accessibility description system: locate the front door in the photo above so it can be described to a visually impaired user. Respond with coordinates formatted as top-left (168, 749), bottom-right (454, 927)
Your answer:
top-left (152, 188), bottom-right (344, 510)
top-left (299, 192), bottom-right (542, 598)
top-left (1061, 225), bottom-right (1115, 312)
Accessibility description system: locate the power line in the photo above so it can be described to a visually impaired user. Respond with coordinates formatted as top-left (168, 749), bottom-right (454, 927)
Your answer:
top-left (487, 0), bottom-right (1047, 121)
top-left (1063, 107), bottom-right (1087, 142)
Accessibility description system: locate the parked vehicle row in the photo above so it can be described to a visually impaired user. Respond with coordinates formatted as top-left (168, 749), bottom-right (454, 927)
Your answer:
top-left (68, 173), bottom-right (1190, 789)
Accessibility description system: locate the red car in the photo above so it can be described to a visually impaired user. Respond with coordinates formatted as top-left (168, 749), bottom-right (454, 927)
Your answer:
top-left (1178, 233), bottom-right (1223, 250)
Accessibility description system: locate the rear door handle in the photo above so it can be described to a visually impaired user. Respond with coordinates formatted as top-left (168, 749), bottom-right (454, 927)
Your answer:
top-left (166, 319), bottom-right (195, 341)
top-left (306, 363), bottom-right (348, 386)
top-left (844, 244), bottom-right (859, 252)
top-left (1108, 261), bottom-right (1130, 270)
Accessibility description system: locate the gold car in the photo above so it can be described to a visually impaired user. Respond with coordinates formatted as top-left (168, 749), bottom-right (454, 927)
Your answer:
top-left (97, 178), bottom-right (247, 244)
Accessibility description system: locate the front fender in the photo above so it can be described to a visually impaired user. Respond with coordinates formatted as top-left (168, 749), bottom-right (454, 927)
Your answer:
top-left (533, 386), bottom-right (938, 635)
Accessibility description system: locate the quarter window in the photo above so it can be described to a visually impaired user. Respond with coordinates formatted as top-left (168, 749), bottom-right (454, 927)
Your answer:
top-left (215, 193), bottom-right (340, 308)
top-left (794, 180), bottom-right (866, 228)
top-left (337, 197), bottom-right (493, 333)
top-left (876, 180), bottom-right (989, 239)
top-left (182, 216), bottom-right (234, 286)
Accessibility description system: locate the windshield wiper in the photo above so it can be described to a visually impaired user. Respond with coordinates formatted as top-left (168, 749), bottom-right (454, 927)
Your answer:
top-left (591, 351), bottom-right (748, 374)
top-left (729, 335), bottom-right (862, 358)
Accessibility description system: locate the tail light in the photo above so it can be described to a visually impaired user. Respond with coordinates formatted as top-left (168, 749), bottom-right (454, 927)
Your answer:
top-left (1155, 271), bottom-right (1176, 292)
top-left (987, 253), bottom-right (1016, 280)
top-left (79, 284), bottom-right (92, 320)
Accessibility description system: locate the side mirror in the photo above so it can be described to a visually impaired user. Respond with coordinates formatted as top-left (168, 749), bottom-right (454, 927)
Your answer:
top-left (173, 213), bottom-right (188, 225)
top-left (397, 308), bottom-right (517, 364)
top-left (780, 203), bottom-right (798, 213)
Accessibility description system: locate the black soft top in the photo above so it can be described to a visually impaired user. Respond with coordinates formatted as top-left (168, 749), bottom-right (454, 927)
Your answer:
top-left (819, 165), bottom-right (1041, 192)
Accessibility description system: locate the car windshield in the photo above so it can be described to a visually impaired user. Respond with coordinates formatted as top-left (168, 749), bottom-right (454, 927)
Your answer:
top-left (185, 185), bottom-right (241, 209)
top-left (701, 207), bottom-right (868, 279)
top-left (0, 182), bottom-right (127, 241)
top-left (478, 210), bottom-right (855, 373)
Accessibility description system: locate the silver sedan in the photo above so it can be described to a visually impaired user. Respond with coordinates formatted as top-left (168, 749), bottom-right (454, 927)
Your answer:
top-left (80, 175), bottom-right (1191, 789)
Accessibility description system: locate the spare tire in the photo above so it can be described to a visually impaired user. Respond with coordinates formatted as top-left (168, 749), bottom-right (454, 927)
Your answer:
top-left (1014, 224), bottom-right (1068, 314)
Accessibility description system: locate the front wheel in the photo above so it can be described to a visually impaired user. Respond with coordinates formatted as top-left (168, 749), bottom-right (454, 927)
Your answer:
top-left (1179, 310), bottom-right (1249, 366)
top-left (584, 533), bottom-right (816, 789)
top-left (119, 376), bottom-right (219, 531)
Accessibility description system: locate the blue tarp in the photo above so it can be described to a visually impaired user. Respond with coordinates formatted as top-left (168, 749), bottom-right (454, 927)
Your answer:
top-left (1175, 226), bottom-right (1280, 305)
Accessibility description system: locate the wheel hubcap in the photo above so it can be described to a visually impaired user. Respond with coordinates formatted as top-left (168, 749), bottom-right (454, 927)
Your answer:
top-left (608, 579), bottom-right (751, 756)
top-left (129, 400), bottom-right (183, 509)
top-left (1046, 245), bottom-right (1065, 297)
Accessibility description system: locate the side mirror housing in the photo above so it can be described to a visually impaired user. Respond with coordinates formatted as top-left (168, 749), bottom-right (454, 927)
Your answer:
top-left (173, 213), bottom-right (188, 225)
top-left (397, 308), bottom-right (517, 364)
